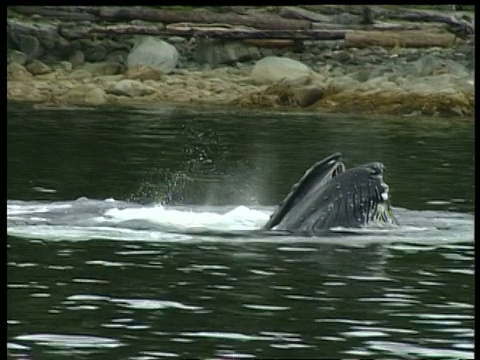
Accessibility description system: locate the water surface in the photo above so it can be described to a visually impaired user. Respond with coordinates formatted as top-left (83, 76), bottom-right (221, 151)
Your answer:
top-left (7, 103), bottom-right (474, 359)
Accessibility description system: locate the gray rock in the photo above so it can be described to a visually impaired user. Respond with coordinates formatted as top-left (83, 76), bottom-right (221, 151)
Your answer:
top-left (106, 79), bottom-right (155, 97)
top-left (127, 37), bottom-right (178, 74)
top-left (411, 54), bottom-right (469, 77)
top-left (26, 59), bottom-right (52, 75)
top-left (84, 45), bottom-right (107, 62)
top-left (8, 50), bottom-right (27, 65)
top-left (195, 39), bottom-right (262, 66)
top-left (69, 50), bottom-right (85, 68)
top-left (18, 34), bottom-right (44, 60)
top-left (251, 56), bottom-right (314, 86)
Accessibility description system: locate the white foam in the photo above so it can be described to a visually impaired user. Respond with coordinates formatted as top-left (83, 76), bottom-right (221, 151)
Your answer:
top-left (6, 199), bottom-right (474, 244)
top-left (102, 204), bottom-right (270, 232)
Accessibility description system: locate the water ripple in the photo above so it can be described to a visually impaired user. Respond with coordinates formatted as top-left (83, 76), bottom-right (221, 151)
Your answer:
top-left (14, 333), bottom-right (124, 349)
top-left (366, 340), bottom-right (474, 359)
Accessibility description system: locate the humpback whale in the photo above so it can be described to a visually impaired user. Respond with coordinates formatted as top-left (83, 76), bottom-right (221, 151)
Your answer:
top-left (264, 153), bottom-right (399, 235)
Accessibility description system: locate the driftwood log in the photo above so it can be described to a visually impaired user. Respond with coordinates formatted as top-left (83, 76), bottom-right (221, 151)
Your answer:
top-left (344, 30), bottom-right (456, 48)
top-left (98, 7), bottom-right (312, 30)
top-left (85, 25), bottom-right (346, 40)
top-left (375, 8), bottom-right (474, 38)
top-left (9, 5), bottom-right (474, 44)
top-left (10, 6), bottom-right (99, 21)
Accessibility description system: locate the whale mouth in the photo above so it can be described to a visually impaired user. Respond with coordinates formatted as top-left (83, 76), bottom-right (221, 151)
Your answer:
top-left (264, 153), bottom-right (399, 233)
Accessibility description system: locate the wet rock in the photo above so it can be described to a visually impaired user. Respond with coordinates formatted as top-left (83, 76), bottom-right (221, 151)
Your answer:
top-left (106, 79), bottom-right (155, 97)
top-left (69, 50), bottom-right (85, 68)
top-left (251, 56), bottom-right (314, 86)
top-left (18, 34), bottom-right (44, 60)
top-left (195, 39), bottom-right (262, 66)
top-left (84, 44), bottom-right (107, 62)
top-left (61, 84), bottom-right (107, 106)
top-left (7, 63), bottom-right (33, 81)
top-left (8, 50), bottom-right (27, 65)
top-left (8, 82), bottom-right (43, 102)
top-left (125, 65), bottom-right (163, 81)
top-left (26, 60), bottom-right (52, 75)
top-left (84, 87), bottom-right (107, 106)
top-left (292, 85), bottom-right (325, 107)
top-left (127, 37), bottom-right (178, 74)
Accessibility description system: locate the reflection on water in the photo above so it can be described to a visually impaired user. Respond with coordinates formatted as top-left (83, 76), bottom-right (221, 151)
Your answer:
top-left (7, 103), bottom-right (474, 359)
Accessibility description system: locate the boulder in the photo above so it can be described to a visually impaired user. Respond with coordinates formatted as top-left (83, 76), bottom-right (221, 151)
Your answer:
top-left (251, 56), bottom-right (314, 86)
top-left (127, 37), bottom-right (178, 74)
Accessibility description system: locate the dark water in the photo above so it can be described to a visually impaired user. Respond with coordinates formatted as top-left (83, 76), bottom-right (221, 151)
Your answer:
top-left (7, 102), bottom-right (474, 359)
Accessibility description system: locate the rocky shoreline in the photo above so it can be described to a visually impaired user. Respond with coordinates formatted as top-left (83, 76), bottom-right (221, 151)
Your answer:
top-left (7, 6), bottom-right (475, 116)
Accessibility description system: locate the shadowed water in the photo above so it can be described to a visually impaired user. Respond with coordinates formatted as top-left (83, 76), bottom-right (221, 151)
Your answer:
top-left (7, 103), bottom-right (474, 359)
